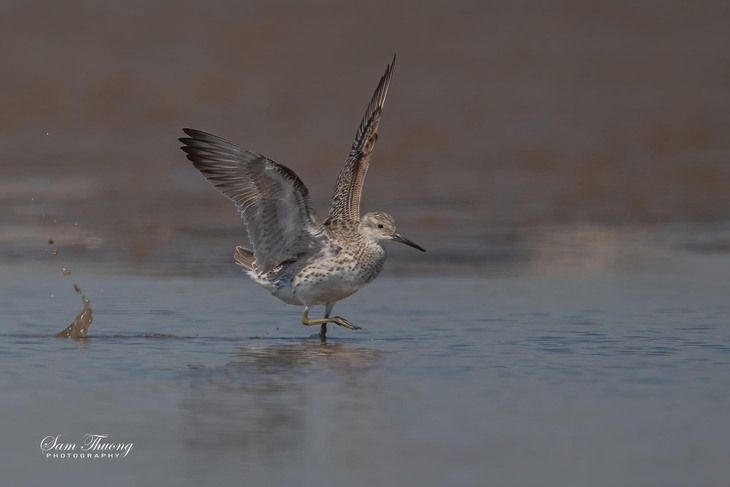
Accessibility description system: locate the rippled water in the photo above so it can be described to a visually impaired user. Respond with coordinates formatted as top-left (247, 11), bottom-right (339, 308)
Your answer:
top-left (2, 247), bottom-right (729, 487)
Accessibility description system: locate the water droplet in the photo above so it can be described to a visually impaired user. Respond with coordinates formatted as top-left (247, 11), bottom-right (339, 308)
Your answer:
top-left (62, 268), bottom-right (71, 276)
top-left (55, 285), bottom-right (94, 339)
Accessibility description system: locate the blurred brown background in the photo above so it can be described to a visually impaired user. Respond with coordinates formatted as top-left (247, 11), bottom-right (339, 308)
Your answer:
top-left (2, 0), bottom-right (729, 271)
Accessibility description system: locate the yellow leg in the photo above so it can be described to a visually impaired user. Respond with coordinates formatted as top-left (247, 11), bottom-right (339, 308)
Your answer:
top-left (301, 307), bottom-right (361, 330)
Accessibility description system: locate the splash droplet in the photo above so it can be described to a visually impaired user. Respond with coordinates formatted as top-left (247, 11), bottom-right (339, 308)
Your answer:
top-left (55, 285), bottom-right (93, 339)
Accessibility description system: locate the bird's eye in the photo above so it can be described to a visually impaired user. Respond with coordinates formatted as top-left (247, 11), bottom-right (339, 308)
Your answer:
top-left (377, 223), bottom-right (384, 229)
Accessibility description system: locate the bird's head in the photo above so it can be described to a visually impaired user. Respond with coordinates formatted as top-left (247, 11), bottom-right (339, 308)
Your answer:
top-left (360, 212), bottom-right (425, 252)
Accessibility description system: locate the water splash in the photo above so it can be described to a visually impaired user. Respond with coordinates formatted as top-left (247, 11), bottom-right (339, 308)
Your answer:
top-left (55, 285), bottom-right (93, 339)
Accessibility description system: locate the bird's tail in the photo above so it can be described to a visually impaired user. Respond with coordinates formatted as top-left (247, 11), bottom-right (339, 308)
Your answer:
top-left (234, 246), bottom-right (255, 271)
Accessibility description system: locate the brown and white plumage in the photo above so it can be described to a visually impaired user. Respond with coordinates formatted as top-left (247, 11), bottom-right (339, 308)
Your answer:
top-left (328, 55), bottom-right (395, 223)
top-left (179, 56), bottom-right (423, 339)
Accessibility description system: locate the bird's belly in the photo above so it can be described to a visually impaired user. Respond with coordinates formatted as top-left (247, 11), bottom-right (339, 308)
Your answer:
top-left (292, 256), bottom-right (384, 305)
top-left (248, 249), bottom-right (386, 307)
top-left (271, 288), bottom-right (305, 306)
top-left (264, 277), bottom-right (357, 306)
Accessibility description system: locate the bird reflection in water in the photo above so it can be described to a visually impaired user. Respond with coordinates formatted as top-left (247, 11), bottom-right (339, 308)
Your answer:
top-left (180, 341), bottom-right (383, 480)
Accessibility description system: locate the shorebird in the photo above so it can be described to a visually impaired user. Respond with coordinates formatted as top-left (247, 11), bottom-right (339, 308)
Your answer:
top-left (180, 56), bottom-right (424, 339)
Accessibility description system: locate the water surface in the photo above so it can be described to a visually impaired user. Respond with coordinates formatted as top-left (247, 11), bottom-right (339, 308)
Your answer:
top-left (2, 248), bottom-right (729, 487)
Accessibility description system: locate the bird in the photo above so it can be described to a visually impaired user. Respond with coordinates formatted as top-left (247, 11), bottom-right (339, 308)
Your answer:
top-left (179, 56), bottom-right (424, 339)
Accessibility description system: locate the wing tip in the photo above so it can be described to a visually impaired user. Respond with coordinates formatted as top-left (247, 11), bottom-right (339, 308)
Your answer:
top-left (179, 128), bottom-right (206, 146)
top-left (181, 127), bottom-right (200, 138)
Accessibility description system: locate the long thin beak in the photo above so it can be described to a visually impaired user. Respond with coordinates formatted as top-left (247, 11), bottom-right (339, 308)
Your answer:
top-left (391, 233), bottom-right (426, 252)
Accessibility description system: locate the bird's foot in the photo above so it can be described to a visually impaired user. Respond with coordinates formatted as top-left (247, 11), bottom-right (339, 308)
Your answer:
top-left (331, 316), bottom-right (362, 330)
top-left (301, 309), bottom-right (362, 333)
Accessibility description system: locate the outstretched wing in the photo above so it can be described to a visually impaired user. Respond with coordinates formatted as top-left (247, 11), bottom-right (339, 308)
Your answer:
top-left (180, 128), bottom-right (326, 273)
top-left (328, 55), bottom-right (395, 222)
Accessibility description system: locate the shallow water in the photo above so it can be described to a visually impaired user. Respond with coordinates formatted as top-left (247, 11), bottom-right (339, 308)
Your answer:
top-left (2, 247), bottom-right (730, 487)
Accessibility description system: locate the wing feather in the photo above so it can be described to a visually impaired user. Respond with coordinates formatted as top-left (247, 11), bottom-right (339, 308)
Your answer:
top-left (328, 55), bottom-right (396, 222)
top-left (180, 128), bottom-right (325, 273)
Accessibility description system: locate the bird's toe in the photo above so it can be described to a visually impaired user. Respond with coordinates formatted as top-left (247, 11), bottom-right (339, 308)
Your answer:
top-left (335, 317), bottom-right (362, 330)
